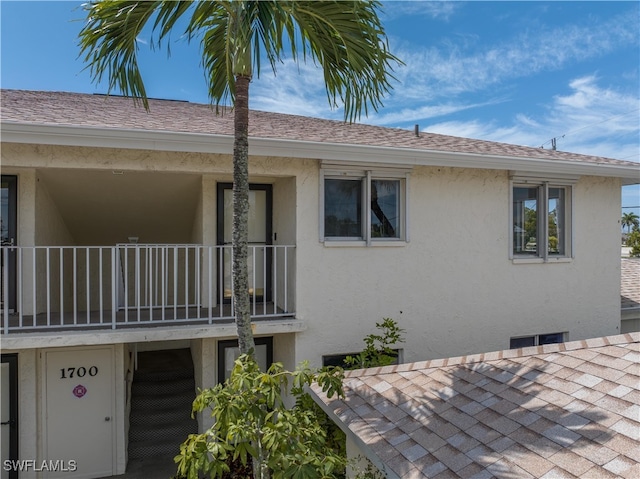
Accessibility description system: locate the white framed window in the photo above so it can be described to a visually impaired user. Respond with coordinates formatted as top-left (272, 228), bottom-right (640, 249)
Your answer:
top-left (510, 174), bottom-right (574, 261)
top-left (510, 332), bottom-right (565, 349)
top-left (320, 163), bottom-right (410, 245)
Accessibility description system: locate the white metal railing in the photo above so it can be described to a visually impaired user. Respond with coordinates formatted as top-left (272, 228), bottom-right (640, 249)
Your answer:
top-left (1, 244), bottom-right (295, 334)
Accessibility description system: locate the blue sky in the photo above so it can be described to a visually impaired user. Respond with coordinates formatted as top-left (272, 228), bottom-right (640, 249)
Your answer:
top-left (1, 1), bottom-right (639, 211)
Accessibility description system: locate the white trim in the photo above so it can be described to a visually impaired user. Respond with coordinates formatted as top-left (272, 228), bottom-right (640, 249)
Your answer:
top-left (405, 172), bottom-right (411, 243)
top-left (3, 122), bottom-right (638, 183)
top-left (366, 171), bottom-right (372, 247)
top-left (0, 319), bottom-right (307, 350)
top-left (323, 240), bottom-right (406, 248)
top-left (543, 182), bottom-right (549, 262)
top-left (318, 168), bottom-right (325, 242)
top-left (510, 171), bottom-right (580, 184)
top-left (510, 180), bottom-right (574, 262)
top-left (321, 168), bottom-right (409, 245)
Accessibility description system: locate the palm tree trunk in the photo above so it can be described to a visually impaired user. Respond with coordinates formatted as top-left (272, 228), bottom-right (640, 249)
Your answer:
top-left (233, 74), bottom-right (255, 355)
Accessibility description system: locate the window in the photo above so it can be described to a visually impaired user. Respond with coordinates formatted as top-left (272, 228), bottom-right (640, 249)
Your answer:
top-left (217, 337), bottom-right (273, 383)
top-left (322, 349), bottom-right (402, 368)
top-left (510, 332), bottom-right (565, 349)
top-left (321, 165), bottom-right (409, 244)
top-left (511, 177), bottom-right (573, 260)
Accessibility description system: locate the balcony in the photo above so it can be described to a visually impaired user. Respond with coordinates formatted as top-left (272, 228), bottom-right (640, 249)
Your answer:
top-left (1, 244), bottom-right (295, 334)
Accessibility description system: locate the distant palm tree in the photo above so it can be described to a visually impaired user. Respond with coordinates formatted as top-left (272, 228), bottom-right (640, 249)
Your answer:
top-left (79, 0), bottom-right (400, 355)
top-left (622, 212), bottom-right (639, 233)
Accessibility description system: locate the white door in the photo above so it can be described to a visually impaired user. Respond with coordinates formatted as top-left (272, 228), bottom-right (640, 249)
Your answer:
top-left (44, 347), bottom-right (114, 479)
top-left (219, 184), bottom-right (272, 301)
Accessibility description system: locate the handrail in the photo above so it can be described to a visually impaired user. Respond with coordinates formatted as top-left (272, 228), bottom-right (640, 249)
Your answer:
top-left (0, 244), bottom-right (295, 334)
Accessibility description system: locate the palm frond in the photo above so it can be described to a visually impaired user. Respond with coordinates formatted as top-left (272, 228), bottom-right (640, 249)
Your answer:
top-left (283, 0), bottom-right (401, 122)
top-left (79, 0), bottom-right (400, 120)
top-left (78, 0), bottom-right (192, 110)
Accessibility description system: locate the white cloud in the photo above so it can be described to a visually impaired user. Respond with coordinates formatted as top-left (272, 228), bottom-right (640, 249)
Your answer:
top-left (247, 7), bottom-right (639, 164)
top-left (382, 1), bottom-right (461, 21)
top-left (424, 76), bottom-right (640, 162)
top-left (388, 9), bottom-right (639, 101)
top-left (367, 98), bottom-right (506, 127)
top-left (250, 61), bottom-right (343, 119)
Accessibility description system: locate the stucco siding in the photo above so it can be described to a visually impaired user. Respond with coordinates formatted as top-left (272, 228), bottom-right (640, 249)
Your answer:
top-left (2, 142), bottom-right (623, 365)
top-left (35, 174), bottom-right (74, 246)
top-left (293, 167), bottom-right (622, 365)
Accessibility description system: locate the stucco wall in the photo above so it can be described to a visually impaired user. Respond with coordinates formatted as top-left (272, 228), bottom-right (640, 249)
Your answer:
top-left (293, 166), bottom-right (622, 365)
top-left (3, 142), bottom-right (623, 366)
top-left (34, 174), bottom-right (75, 246)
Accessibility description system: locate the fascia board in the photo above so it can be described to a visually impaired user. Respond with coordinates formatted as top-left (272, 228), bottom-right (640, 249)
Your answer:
top-left (261, 138), bottom-right (639, 183)
top-left (3, 122), bottom-right (638, 183)
top-left (1, 122), bottom-right (234, 154)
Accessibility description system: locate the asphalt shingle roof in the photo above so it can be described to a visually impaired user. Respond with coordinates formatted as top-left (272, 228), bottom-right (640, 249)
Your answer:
top-left (2, 89), bottom-right (639, 169)
top-left (311, 332), bottom-right (640, 479)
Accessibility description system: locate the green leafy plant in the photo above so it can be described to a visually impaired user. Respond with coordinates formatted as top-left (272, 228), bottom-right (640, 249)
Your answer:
top-left (351, 458), bottom-right (386, 479)
top-left (344, 318), bottom-right (406, 370)
top-left (175, 355), bottom-right (345, 479)
top-left (627, 230), bottom-right (640, 257)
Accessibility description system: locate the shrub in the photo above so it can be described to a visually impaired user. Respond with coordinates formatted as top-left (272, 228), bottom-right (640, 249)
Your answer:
top-left (627, 230), bottom-right (640, 257)
top-left (175, 356), bottom-right (345, 479)
top-left (344, 318), bottom-right (406, 369)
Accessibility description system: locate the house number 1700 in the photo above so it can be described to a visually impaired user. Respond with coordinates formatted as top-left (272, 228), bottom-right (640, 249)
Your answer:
top-left (60, 366), bottom-right (98, 379)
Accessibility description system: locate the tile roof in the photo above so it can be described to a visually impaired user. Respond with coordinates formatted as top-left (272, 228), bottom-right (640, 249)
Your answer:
top-left (621, 258), bottom-right (640, 310)
top-left (311, 332), bottom-right (640, 479)
top-left (2, 89), bottom-right (639, 169)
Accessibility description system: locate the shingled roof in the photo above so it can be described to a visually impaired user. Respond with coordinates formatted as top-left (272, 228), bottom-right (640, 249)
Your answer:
top-left (621, 259), bottom-right (640, 311)
top-left (2, 89), bottom-right (639, 173)
top-left (310, 332), bottom-right (640, 479)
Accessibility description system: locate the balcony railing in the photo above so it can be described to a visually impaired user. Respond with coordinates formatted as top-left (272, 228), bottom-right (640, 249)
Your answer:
top-left (1, 244), bottom-right (295, 334)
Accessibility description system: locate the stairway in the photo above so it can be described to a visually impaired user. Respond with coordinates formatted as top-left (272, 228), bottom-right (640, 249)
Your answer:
top-left (128, 349), bottom-right (198, 472)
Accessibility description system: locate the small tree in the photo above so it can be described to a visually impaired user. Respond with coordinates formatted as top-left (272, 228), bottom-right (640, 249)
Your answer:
top-left (175, 355), bottom-right (345, 479)
top-left (344, 318), bottom-right (406, 369)
top-left (627, 230), bottom-right (640, 257)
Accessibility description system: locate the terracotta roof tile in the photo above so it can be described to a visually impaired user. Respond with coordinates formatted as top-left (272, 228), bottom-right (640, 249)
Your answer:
top-left (311, 332), bottom-right (640, 479)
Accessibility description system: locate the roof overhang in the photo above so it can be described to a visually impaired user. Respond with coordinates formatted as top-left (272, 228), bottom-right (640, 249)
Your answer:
top-left (2, 122), bottom-right (639, 184)
top-left (307, 385), bottom-right (400, 479)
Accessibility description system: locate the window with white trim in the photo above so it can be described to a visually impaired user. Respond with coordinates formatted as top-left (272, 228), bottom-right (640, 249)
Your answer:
top-left (321, 165), bottom-right (409, 244)
top-left (511, 176), bottom-right (573, 260)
